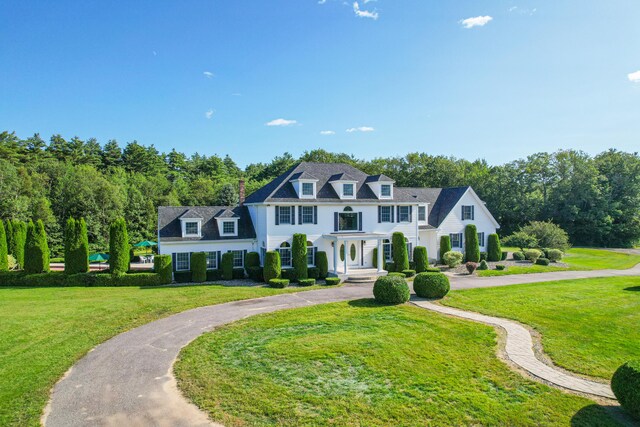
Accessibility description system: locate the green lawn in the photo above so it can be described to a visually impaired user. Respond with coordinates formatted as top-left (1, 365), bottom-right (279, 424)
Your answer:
top-left (444, 276), bottom-right (640, 379)
top-left (478, 248), bottom-right (640, 276)
top-left (0, 283), bottom-right (331, 427)
top-left (175, 300), bottom-right (616, 426)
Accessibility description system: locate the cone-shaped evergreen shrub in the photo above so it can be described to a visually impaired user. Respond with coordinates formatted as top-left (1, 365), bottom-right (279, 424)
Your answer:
top-left (24, 220), bottom-right (50, 273)
top-left (64, 217), bottom-right (77, 274)
top-left (191, 252), bottom-right (207, 283)
top-left (392, 232), bottom-right (409, 272)
top-left (464, 224), bottom-right (480, 262)
top-left (0, 220), bottom-right (7, 271)
top-left (5, 220), bottom-right (13, 261)
top-left (413, 246), bottom-right (428, 273)
top-left (487, 233), bottom-right (502, 262)
top-left (109, 218), bottom-right (130, 275)
top-left (64, 218), bottom-right (89, 274)
top-left (244, 251), bottom-right (260, 275)
top-left (9, 220), bottom-right (26, 269)
top-left (439, 235), bottom-right (451, 263)
top-left (76, 218), bottom-right (89, 273)
top-left (154, 254), bottom-right (173, 284)
top-left (292, 233), bottom-right (308, 281)
top-left (221, 252), bottom-right (234, 280)
top-left (315, 250), bottom-right (328, 279)
top-left (263, 250), bottom-right (281, 282)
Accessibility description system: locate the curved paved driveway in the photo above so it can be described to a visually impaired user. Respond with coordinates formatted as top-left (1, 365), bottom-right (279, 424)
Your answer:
top-left (44, 266), bottom-right (640, 426)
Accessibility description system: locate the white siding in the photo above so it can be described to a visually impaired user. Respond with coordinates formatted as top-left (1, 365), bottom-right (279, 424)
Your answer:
top-left (159, 240), bottom-right (256, 256)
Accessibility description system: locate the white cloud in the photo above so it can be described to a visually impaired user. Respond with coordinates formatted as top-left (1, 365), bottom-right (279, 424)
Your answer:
top-left (205, 109), bottom-right (214, 119)
top-left (346, 126), bottom-right (375, 133)
top-left (318, 0), bottom-right (326, 3)
top-left (353, 2), bottom-right (378, 20)
top-left (320, 130), bottom-right (336, 135)
top-left (460, 16), bottom-right (493, 29)
top-left (203, 71), bottom-right (214, 78)
top-left (628, 70), bottom-right (640, 83)
top-left (266, 118), bottom-right (298, 126)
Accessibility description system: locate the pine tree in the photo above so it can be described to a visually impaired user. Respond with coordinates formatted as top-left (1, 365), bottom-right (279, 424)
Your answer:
top-left (24, 220), bottom-right (49, 273)
top-left (10, 220), bottom-right (27, 269)
top-left (464, 224), bottom-right (480, 262)
top-left (64, 217), bottom-right (77, 274)
top-left (0, 220), bottom-right (8, 271)
top-left (109, 218), bottom-right (130, 275)
top-left (76, 218), bottom-right (89, 273)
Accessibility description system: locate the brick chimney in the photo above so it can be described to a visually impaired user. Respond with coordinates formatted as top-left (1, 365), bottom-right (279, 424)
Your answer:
top-left (238, 179), bottom-right (245, 206)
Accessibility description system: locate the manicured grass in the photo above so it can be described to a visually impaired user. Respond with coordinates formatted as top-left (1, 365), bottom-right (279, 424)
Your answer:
top-left (444, 276), bottom-right (640, 379)
top-left (478, 248), bottom-right (640, 276)
top-left (175, 300), bottom-right (616, 426)
top-left (0, 283), bottom-right (331, 427)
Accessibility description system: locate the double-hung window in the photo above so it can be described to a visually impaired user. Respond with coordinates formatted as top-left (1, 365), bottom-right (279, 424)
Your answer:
top-left (381, 184), bottom-right (391, 197)
top-left (206, 252), bottom-right (218, 270)
top-left (277, 243), bottom-right (292, 267)
top-left (450, 233), bottom-right (463, 248)
top-left (462, 205), bottom-right (474, 220)
top-left (222, 221), bottom-right (235, 235)
top-left (176, 253), bottom-right (190, 271)
top-left (382, 239), bottom-right (392, 261)
top-left (398, 206), bottom-right (410, 222)
top-left (343, 183), bottom-right (354, 197)
top-left (477, 232), bottom-right (485, 247)
top-left (302, 182), bottom-right (314, 196)
top-left (418, 206), bottom-right (426, 221)
top-left (380, 206), bottom-right (392, 223)
top-left (279, 206), bottom-right (292, 224)
top-left (185, 222), bottom-right (199, 235)
top-left (306, 242), bottom-right (316, 266)
top-left (301, 206), bottom-right (314, 224)
top-left (231, 250), bottom-right (244, 268)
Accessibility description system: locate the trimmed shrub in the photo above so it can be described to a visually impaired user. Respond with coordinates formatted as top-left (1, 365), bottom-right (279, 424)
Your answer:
top-left (413, 272), bottom-right (450, 299)
top-left (0, 271), bottom-right (164, 287)
top-left (7, 255), bottom-right (17, 270)
top-left (487, 233), bottom-right (502, 262)
top-left (611, 360), bottom-right (640, 420)
top-left (387, 272), bottom-right (406, 278)
top-left (466, 262), bottom-right (478, 274)
top-left (174, 271), bottom-right (192, 283)
top-left (24, 220), bottom-right (50, 274)
top-left (269, 278), bottom-right (289, 288)
top-left (232, 267), bottom-right (245, 279)
top-left (0, 220), bottom-right (7, 272)
top-left (402, 269), bottom-right (416, 278)
top-left (292, 234), bottom-right (308, 281)
top-left (496, 264), bottom-right (506, 271)
top-left (464, 224), bottom-right (480, 262)
top-left (206, 269), bottom-right (223, 281)
top-left (426, 267), bottom-right (441, 273)
top-left (547, 249), bottom-right (563, 262)
top-left (281, 268), bottom-right (296, 281)
top-left (9, 220), bottom-right (26, 269)
top-left (315, 251), bottom-right (328, 279)
top-left (372, 247), bottom-right (378, 269)
top-left (478, 260), bottom-right (489, 270)
top-left (299, 278), bottom-right (316, 286)
top-left (244, 252), bottom-right (260, 275)
top-left (520, 220), bottom-right (571, 251)
top-left (64, 218), bottom-right (87, 274)
top-left (501, 251), bottom-right (508, 261)
top-left (76, 218), bottom-right (89, 273)
top-left (263, 251), bottom-right (281, 282)
top-left (439, 235), bottom-right (451, 263)
top-left (524, 249), bottom-right (542, 263)
top-left (392, 232), bottom-right (409, 272)
top-left (108, 218), bottom-right (130, 275)
top-left (247, 266), bottom-right (264, 282)
top-left (221, 252), bottom-right (234, 280)
top-left (384, 262), bottom-right (395, 272)
top-left (536, 257), bottom-right (550, 266)
top-left (479, 252), bottom-right (487, 262)
top-left (324, 277), bottom-right (341, 286)
top-left (5, 221), bottom-right (13, 262)
top-left (307, 266), bottom-right (319, 279)
top-left (191, 252), bottom-right (207, 283)
top-left (513, 251), bottom-right (526, 261)
top-left (503, 231), bottom-right (538, 251)
top-left (373, 275), bottom-right (410, 304)
top-left (413, 246), bottom-right (428, 273)
top-left (153, 254), bottom-right (172, 284)
top-left (443, 251), bottom-right (463, 268)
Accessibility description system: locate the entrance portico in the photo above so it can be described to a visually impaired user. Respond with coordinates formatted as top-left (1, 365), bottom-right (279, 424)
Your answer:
top-left (322, 232), bottom-right (388, 275)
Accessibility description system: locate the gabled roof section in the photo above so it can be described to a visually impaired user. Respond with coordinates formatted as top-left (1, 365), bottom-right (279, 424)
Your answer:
top-left (289, 171), bottom-right (318, 181)
top-left (158, 206), bottom-right (255, 242)
top-left (399, 186), bottom-right (470, 227)
top-left (179, 209), bottom-right (203, 219)
top-left (365, 174), bottom-right (395, 183)
top-left (328, 172), bottom-right (359, 182)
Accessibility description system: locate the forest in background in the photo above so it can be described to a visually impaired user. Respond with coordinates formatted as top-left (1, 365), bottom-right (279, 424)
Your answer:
top-left (1, 130), bottom-right (639, 257)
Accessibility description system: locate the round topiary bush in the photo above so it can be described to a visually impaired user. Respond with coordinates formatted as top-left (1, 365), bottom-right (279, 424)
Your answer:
top-left (402, 269), bottom-right (416, 278)
top-left (298, 278), bottom-right (315, 286)
top-left (413, 272), bottom-right (450, 299)
top-left (324, 277), bottom-right (341, 286)
top-left (611, 360), bottom-right (640, 420)
top-left (387, 272), bottom-right (406, 278)
top-left (513, 251), bottom-right (526, 261)
top-left (373, 275), bottom-right (410, 305)
top-left (268, 278), bottom-right (289, 288)
top-left (495, 264), bottom-right (506, 271)
top-left (524, 249), bottom-right (542, 263)
top-left (465, 262), bottom-right (478, 274)
top-left (536, 257), bottom-right (550, 266)
top-left (546, 249), bottom-right (563, 262)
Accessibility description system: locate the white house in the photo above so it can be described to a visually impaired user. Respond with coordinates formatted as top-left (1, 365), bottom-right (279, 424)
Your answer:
top-left (157, 162), bottom-right (500, 276)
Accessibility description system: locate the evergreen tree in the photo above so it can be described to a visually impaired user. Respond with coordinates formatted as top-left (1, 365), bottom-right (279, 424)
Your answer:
top-left (76, 218), bottom-right (89, 273)
top-left (64, 217), bottom-right (77, 273)
top-left (10, 220), bottom-right (27, 269)
top-left (109, 218), bottom-right (130, 275)
top-left (5, 220), bottom-right (13, 260)
top-left (216, 183), bottom-right (239, 206)
top-left (64, 217), bottom-right (89, 274)
top-left (0, 220), bottom-right (8, 271)
top-left (24, 220), bottom-right (50, 273)
top-left (392, 232), bottom-right (410, 271)
top-left (464, 224), bottom-right (480, 262)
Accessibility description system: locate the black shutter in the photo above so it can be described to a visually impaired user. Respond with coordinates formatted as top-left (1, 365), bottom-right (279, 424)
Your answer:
top-left (298, 206), bottom-right (302, 225)
top-left (172, 253), bottom-right (176, 272)
top-left (313, 206), bottom-right (318, 224)
top-left (217, 252), bottom-right (221, 270)
top-left (275, 206), bottom-right (280, 225)
top-left (358, 212), bottom-right (363, 231)
top-left (291, 206), bottom-right (295, 225)
top-left (189, 252), bottom-right (193, 270)
top-left (334, 212), bottom-right (339, 232)
top-left (409, 206), bottom-right (413, 223)
top-left (391, 206), bottom-right (395, 223)
top-left (243, 250), bottom-right (247, 268)
top-left (396, 206), bottom-right (400, 222)
top-left (378, 206), bottom-right (381, 223)
top-left (462, 205), bottom-right (465, 219)
top-left (472, 205), bottom-right (475, 220)
top-left (460, 233), bottom-right (464, 248)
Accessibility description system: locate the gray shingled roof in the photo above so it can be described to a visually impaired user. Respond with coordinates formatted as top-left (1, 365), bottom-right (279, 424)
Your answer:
top-left (365, 174), bottom-right (395, 183)
top-left (158, 206), bottom-right (255, 241)
top-left (400, 186), bottom-right (470, 227)
top-left (179, 209), bottom-right (203, 219)
top-left (215, 208), bottom-right (240, 218)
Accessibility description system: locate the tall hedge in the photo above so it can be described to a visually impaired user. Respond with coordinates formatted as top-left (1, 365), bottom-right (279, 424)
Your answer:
top-left (0, 220), bottom-right (7, 271)
top-left (487, 233), bottom-right (502, 262)
top-left (109, 217), bottom-right (130, 275)
top-left (221, 252), bottom-right (234, 280)
top-left (292, 233), bottom-right (308, 281)
top-left (413, 246), bottom-right (428, 273)
top-left (392, 232), bottom-right (409, 272)
top-left (24, 220), bottom-right (50, 274)
top-left (464, 224), bottom-right (480, 263)
top-left (264, 250), bottom-right (281, 282)
top-left (64, 217), bottom-right (76, 273)
top-left (9, 220), bottom-right (26, 269)
top-left (439, 235), bottom-right (451, 262)
top-left (244, 251), bottom-right (260, 274)
top-left (64, 217), bottom-right (90, 274)
top-left (372, 247), bottom-right (378, 269)
top-left (154, 254), bottom-right (173, 284)
top-left (191, 252), bottom-right (207, 283)
top-left (315, 251), bottom-right (328, 279)
top-left (76, 218), bottom-right (89, 273)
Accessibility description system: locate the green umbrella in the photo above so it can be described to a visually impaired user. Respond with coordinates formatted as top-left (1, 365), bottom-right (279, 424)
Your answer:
top-left (134, 240), bottom-right (157, 247)
top-left (89, 253), bottom-right (109, 262)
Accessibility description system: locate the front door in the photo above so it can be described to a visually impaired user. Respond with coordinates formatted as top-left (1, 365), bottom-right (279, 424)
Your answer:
top-left (348, 241), bottom-right (360, 267)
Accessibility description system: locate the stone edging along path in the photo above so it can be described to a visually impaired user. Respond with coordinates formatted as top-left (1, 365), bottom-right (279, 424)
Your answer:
top-left (43, 266), bottom-right (640, 426)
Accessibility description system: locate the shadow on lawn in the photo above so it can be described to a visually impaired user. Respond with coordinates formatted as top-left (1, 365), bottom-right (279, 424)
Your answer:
top-left (623, 286), bottom-right (640, 292)
top-left (572, 404), bottom-right (636, 427)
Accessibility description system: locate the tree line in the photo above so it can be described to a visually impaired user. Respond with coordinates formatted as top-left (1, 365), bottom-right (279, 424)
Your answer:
top-left (1, 130), bottom-right (639, 256)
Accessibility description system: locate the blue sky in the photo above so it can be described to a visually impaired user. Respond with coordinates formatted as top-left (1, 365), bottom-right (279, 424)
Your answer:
top-left (1, 1), bottom-right (639, 167)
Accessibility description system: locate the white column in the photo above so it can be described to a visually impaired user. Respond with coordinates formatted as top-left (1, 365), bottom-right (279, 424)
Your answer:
top-left (333, 240), bottom-right (338, 274)
top-left (343, 240), bottom-right (348, 275)
top-left (377, 238), bottom-right (383, 273)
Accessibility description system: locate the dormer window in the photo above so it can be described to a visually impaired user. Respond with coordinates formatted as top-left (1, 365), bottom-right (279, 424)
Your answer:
top-left (185, 222), bottom-right (199, 235)
top-left (381, 184), bottom-right (391, 197)
top-left (302, 182), bottom-right (314, 196)
top-left (343, 183), bottom-right (354, 197)
top-left (222, 221), bottom-right (235, 235)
